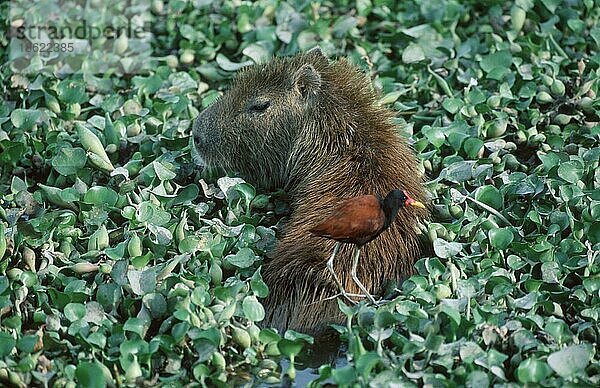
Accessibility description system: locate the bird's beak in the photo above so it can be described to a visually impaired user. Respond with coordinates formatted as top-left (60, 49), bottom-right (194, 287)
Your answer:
top-left (403, 190), bottom-right (426, 209)
top-left (407, 199), bottom-right (426, 209)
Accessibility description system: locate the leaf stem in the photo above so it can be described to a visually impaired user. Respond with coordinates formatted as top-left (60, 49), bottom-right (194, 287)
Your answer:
top-left (427, 66), bottom-right (454, 97)
top-left (460, 193), bottom-right (513, 227)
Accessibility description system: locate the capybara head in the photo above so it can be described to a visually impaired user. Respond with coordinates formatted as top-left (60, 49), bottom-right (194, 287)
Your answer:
top-left (192, 48), bottom-right (383, 190)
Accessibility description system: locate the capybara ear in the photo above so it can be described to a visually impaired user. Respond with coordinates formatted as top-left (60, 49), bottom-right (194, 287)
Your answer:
top-left (294, 64), bottom-right (321, 98)
top-left (306, 46), bottom-right (327, 59)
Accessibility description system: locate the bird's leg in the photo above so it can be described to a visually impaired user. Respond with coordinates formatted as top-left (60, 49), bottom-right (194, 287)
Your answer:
top-left (351, 246), bottom-right (378, 305)
top-left (326, 242), bottom-right (362, 304)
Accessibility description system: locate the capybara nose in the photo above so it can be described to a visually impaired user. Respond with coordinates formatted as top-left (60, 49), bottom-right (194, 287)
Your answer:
top-left (192, 107), bottom-right (219, 156)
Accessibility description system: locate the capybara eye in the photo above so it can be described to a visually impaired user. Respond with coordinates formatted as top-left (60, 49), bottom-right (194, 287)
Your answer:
top-left (248, 100), bottom-right (270, 113)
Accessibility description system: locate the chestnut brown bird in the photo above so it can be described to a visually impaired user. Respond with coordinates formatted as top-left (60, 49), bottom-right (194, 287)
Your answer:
top-left (310, 189), bottom-right (426, 304)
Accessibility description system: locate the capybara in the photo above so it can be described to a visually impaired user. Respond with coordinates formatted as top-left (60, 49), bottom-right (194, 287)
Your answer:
top-left (193, 48), bottom-right (427, 336)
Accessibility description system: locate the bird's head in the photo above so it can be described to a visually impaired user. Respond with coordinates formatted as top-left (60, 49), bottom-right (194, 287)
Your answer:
top-left (384, 189), bottom-right (425, 210)
top-left (381, 189), bottom-right (425, 228)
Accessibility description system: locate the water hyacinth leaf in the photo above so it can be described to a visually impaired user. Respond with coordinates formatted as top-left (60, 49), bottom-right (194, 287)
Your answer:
top-left (379, 91), bottom-right (402, 105)
top-left (167, 184), bottom-right (199, 207)
top-left (243, 43), bottom-right (271, 63)
top-left (475, 186), bottom-right (503, 210)
top-left (402, 43), bottom-right (425, 63)
top-left (583, 275), bottom-right (600, 293)
top-left (64, 303), bottom-right (86, 322)
top-left (0, 276), bottom-right (7, 294)
top-left (332, 15), bottom-right (358, 37)
top-left (463, 138), bottom-right (484, 158)
top-left (460, 341), bottom-right (486, 363)
top-left (513, 291), bottom-right (538, 310)
top-left (225, 248), bottom-right (257, 268)
top-left (128, 269), bottom-right (157, 296)
top-left (422, 126), bottom-right (446, 148)
top-left (0, 332), bottom-right (16, 357)
top-left (242, 295), bottom-right (265, 322)
top-left (75, 362), bottom-right (107, 388)
top-left (137, 202), bottom-right (171, 226)
top-left (489, 228), bottom-right (514, 249)
top-left (153, 161), bottom-right (177, 181)
top-left (233, 183), bottom-right (256, 207)
top-left (443, 161), bottom-right (474, 183)
top-left (250, 268), bottom-right (269, 297)
top-left (547, 344), bottom-right (593, 377)
top-left (480, 51), bottom-right (512, 74)
top-left (179, 236), bottom-right (201, 254)
top-left (83, 186), bottom-right (119, 207)
top-left (433, 238), bottom-right (462, 258)
top-left (10, 109), bottom-right (41, 131)
top-left (277, 338), bottom-right (304, 357)
top-left (442, 98), bottom-right (463, 114)
top-left (148, 224), bottom-right (173, 245)
top-left (52, 147), bottom-right (87, 176)
top-left (216, 53), bottom-right (253, 71)
top-left (124, 317), bottom-right (147, 337)
top-left (76, 123), bottom-right (114, 170)
top-left (557, 161), bottom-right (584, 184)
top-left (537, 151), bottom-right (563, 171)
top-left (57, 79), bottom-right (88, 104)
top-left (467, 371), bottom-right (489, 387)
top-left (217, 177), bottom-right (246, 198)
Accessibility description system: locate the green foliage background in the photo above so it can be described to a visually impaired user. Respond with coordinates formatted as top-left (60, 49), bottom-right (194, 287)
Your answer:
top-left (1, 0), bottom-right (599, 386)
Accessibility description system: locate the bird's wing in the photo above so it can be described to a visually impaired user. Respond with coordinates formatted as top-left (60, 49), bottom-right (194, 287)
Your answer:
top-left (309, 196), bottom-right (385, 243)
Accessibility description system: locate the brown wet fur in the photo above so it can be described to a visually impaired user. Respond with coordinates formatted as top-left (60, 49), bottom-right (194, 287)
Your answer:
top-left (193, 49), bottom-right (428, 336)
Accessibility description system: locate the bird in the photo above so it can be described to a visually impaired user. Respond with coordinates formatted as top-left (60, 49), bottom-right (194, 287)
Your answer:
top-left (309, 189), bottom-right (426, 304)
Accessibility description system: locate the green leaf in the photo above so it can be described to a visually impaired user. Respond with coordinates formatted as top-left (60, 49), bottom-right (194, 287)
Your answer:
top-left (433, 238), bottom-right (462, 258)
top-left (64, 303), bottom-right (86, 322)
top-left (277, 338), bottom-right (304, 357)
top-left (547, 344), bottom-right (593, 377)
top-left (10, 109), bottom-right (41, 131)
top-left (75, 362), bottom-right (107, 388)
top-left (17, 334), bottom-right (39, 353)
top-left (421, 126), bottom-right (446, 148)
top-left (557, 161), bottom-right (583, 184)
top-left (463, 138), bottom-right (484, 158)
top-left (83, 186), bottom-right (119, 207)
top-left (443, 161), bottom-right (474, 183)
top-left (517, 358), bottom-right (552, 383)
top-left (0, 332), bottom-right (16, 357)
top-left (480, 51), bottom-right (512, 74)
top-left (475, 186), bottom-right (503, 210)
top-left (332, 365), bottom-right (357, 385)
top-left (124, 317), bottom-right (147, 337)
top-left (52, 147), bottom-right (87, 176)
top-left (225, 248), bottom-right (256, 268)
top-left (402, 43), bottom-right (425, 63)
top-left (332, 16), bottom-right (358, 37)
top-left (216, 53), bottom-right (253, 71)
top-left (442, 98), bottom-right (463, 114)
top-left (153, 161), bottom-right (177, 181)
top-left (242, 43), bottom-right (271, 63)
top-left (488, 228), bottom-right (514, 250)
top-left (250, 268), bottom-right (269, 298)
top-left (242, 295), bottom-right (265, 322)
top-left (57, 79), bottom-right (89, 104)
top-left (467, 371), bottom-right (489, 387)
top-left (0, 141), bottom-right (26, 167)
top-left (355, 352), bottom-right (381, 380)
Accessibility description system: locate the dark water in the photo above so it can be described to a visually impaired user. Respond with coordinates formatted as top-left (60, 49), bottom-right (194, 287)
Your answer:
top-left (282, 336), bottom-right (348, 387)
